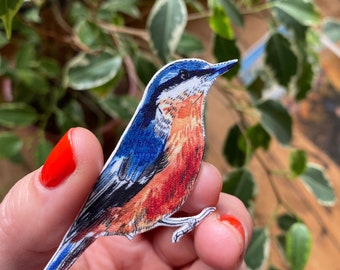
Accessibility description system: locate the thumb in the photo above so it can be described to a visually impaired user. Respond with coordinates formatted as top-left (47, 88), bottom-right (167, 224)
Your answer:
top-left (0, 127), bottom-right (103, 269)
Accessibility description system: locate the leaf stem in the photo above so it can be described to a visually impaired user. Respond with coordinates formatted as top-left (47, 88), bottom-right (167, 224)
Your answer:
top-left (97, 21), bottom-right (149, 41)
top-left (187, 11), bottom-right (211, 21)
top-left (241, 3), bottom-right (275, 15)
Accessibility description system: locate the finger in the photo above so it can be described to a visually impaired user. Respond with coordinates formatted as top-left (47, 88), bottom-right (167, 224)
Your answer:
top-left (149, 162), bottom-right (222, 268)
top-left (181, 162), bottom-right (222, 213)
top-left (149, 225), bottom-right (197, 268)
top-left (194, 193), bottom-right (253, 270)
top-left (215, 193), bottom-right (253, 247)
top-left (0, 128), bottom-right (103, 269)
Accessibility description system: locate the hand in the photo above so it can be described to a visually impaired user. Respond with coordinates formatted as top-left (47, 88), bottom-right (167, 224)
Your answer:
top-left (0, 127), bottom-right (253, 270)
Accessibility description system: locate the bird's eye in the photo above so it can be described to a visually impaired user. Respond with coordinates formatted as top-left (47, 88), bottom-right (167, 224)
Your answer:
top-left (179, 69), bottom-right (190, 80)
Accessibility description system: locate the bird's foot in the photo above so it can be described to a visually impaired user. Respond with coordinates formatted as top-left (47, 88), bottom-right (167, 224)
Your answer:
top-left (124, 233), bottom-right (135, 241)
top-left (159, 207), bottom-right (216, 243)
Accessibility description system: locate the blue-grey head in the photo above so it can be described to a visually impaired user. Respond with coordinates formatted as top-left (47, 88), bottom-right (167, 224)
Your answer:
top-left (136, 58), bottom-right (237, 127)
top-left (146, 58), bottom-right (237, 101)
top-left (142, 58), bottom-right (236, 107)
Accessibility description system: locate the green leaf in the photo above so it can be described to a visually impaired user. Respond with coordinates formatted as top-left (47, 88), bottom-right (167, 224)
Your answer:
top-left (295, 58), bottom-right (313, 101)
top-left (246, 123), bottom-right (271, 151)
top-left (99, 0), bottom-right (140, 18)
top-left (90, 69), bottom-right (124, 98)
top-left (0, 30), bottom-right (8, 48)
top-left (213, 35), bottom-right (240, 79)
top-left (265, 32), bottom-right (298, 87)
top-left (300, 163), bottom-right (336, 206)
top-left (147, 0), bottom-right (187, 63)
top-left (176, 32), bottom-right (204, 57)
top-left (38, 58), bottom-right (61, 79)
top-left (306, 28), bottom-right (322, 49)
top-left (64, 51), bottom-right (122, 90)
top-left (75, 20), bottom-right (111, 50)
top-left (208, 1), bottom-right (234, 39)
top-left (16, 69), bottom-right (49, 95)
top-left (272, 4), bottom-right (308, 41)
top-left (56, 100), bottom-right (85, 133)
top-left (15, 43), bottom-right (36, 69)
top-left (289, 149), bottom-right (307, 177)
top-left (35, 138), bottom-right (53, 167)
top-left (286, 223), bottom-right (312, 270)
top-left (135, 54), bottom-right (158, 86)
top-left (322, 19), bottom-right (340, 43)
top-left (186, 0), bottom-right (205, 12)
top-left (0, 132), bottom-right (23, 159)
top-left (0, 103), bottom-right (38, 128)
top-left (216, 0), bottom-right (243, 27)
top-left (0, 0), bottom-right (24, 39)
top-left (69, 1), bottom-right (90, 24)
top-left (256, 99), bottom-right (292, 145)
top-left (223, 124), bottom-right (270, 167)
top-left (277, 213), bottom-right (299, 231)
top-left (271, 0), bottom-right (320, 26)
top-left (0, 56), bottom-right (9, 75)
top-left (223, 124), bottom-right (246, 167)
top-left (22, 6), bottom-right (41, 23)
top-left (245, 227), bottom-right (270, 270)
top-left (98, 95), bottom-right (139, 121)
top-left (223, 167), bottom-right (256, 208)
top-left (246, 75), bottom-right (265, 102)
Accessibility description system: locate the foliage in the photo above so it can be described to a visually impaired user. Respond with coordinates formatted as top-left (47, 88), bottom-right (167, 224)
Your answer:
top-left (0, 0), bottom-right (338, 269)
top-left (0, 0), bottom-right (23, 38)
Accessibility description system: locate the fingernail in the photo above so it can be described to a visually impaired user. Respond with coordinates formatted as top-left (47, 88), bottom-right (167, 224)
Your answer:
top-left (40, 128), bottom-right (76, 188)
top-left (219, 215), bottom-right (245, 244)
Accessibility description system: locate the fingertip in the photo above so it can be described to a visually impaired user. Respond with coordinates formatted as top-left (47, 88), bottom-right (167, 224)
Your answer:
top-left (71, 127), bottom-right (104, 174)
top-left (38, 127), bottom-right (103, 189)
top-left (217, 193), bottom-right (253, 247)
top-left (195, 213), bottom-right (245, 270)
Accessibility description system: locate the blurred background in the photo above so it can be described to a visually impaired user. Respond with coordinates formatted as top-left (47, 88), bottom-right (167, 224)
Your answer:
top-left (1, 0), bottom-right (340, 269)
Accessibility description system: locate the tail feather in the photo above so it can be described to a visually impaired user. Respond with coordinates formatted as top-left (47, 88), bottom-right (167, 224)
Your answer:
top-left (44, 237), bottom-right (95, 270)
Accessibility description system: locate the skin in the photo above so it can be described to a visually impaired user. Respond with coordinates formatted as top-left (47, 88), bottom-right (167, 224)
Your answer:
top-left (0, 128), bottom-right (253, 270)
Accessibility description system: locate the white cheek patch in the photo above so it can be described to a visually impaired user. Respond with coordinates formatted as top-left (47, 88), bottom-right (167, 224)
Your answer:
top-left (157, 76), bottom-right (203, 102)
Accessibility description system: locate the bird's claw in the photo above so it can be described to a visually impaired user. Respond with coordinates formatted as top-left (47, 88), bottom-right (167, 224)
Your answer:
top-left (158, 207), bottom-right (216, 243)
top-left (124, 233), bottom-right (135, 241)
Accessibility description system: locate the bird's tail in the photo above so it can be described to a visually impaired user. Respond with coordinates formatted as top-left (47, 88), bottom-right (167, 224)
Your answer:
top-left (44, 236), bottom-right (95, 270)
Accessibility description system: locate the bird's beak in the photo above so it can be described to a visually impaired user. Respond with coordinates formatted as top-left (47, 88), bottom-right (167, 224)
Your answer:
top-left (209, 59), bottom-right (238, 78)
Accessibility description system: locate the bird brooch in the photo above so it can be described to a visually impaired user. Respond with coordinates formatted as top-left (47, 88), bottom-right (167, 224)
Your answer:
top-left (44, 58), bottom-right (238, 269)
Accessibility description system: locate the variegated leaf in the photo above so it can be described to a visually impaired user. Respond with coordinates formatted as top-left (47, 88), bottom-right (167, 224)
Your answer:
top-left (147, 0), bottom-right (187, 63)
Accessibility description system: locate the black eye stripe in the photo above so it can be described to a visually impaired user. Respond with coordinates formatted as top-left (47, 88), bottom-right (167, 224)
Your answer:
top-left (179, 69), bottom-right (190, 80)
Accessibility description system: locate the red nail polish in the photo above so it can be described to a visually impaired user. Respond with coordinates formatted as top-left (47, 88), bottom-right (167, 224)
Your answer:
top-left (40, 128), bottom-right (76, 188)
top-left (219, 215), bottom-right (245, 243)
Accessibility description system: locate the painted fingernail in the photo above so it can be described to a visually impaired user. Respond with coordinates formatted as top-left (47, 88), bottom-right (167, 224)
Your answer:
top-left (219, 215), bottom-right (245, 244)
top-left (40, 128), bottom-right (76, 188)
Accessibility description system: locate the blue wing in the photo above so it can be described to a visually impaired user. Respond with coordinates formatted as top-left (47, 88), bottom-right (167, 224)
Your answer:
top-left (63, 106), bottom-right (169, 239)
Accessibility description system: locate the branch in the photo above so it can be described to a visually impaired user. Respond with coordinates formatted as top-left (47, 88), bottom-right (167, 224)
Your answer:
top-left (97, 21), bottom-right (149, 41)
